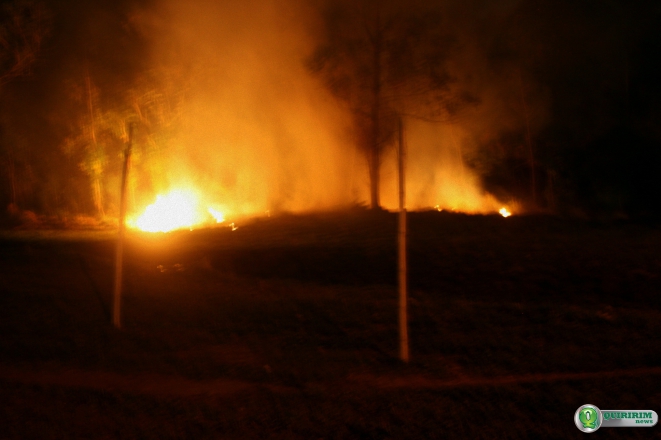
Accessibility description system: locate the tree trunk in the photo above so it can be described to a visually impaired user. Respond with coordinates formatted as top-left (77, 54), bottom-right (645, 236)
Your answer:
top-left (7, 154), bottom-right (16, 206)
top-left (86, 69), bottom-right (104, 217)
top-left (518, 68), bottom-right (536, 207)
top-left (93, 174), bottom-right (104, 217)
top-left (369, 6), bottom-right (383, 210)
top-left (368, 147), bottom-right (380, 209)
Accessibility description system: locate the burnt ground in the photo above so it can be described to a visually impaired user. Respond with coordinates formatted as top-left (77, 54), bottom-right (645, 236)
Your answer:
top-left (0, 210), bottom-right (660, 439)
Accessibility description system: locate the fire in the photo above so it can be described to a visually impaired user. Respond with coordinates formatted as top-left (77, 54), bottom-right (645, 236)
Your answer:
top-left (129, 189), bottom-right (225, 232)
top-left (207, 207), bottom-right (225, 223)
top-left (499, 207), bottom-right (512, 218)
top-left (132, 190), bottom-right (199, 232)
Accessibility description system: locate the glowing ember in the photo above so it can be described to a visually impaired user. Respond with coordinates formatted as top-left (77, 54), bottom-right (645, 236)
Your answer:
top-left (129, 189), bottom-right (226, 232)
top-left (499, 207), bottom-right (512, 218)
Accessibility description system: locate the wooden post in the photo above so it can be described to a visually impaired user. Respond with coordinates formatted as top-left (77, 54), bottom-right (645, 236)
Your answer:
top-left (398, 116), bottom-right (409, 363)
top-left (113, 124), bottom-right (133, 329)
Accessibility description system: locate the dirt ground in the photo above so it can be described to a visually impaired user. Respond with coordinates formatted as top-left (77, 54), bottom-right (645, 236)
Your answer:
top-left (0, 210), bottom-right (660, 439)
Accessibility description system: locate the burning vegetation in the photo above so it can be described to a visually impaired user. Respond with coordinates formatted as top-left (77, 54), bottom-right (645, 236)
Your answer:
top-left (0, 0), bottom-right (660, 225)
top-left (1, 2), bottom-right (660, 437)
top-left (127, 189), bottom-right (225, 233)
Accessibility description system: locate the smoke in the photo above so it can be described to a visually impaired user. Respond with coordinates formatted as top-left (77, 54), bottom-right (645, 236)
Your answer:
top-left (2, 0), bottom-right (564, 218)
top-left (4, 0), bottom-right (655, 219)
top-left (128, 0), bottom-right (530, 218)
top-left (131, 0), bottom-right (362, 217)
top-left (367, 0), bottom-right (550, 212)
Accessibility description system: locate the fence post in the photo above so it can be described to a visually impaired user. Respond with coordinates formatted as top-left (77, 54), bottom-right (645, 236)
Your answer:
top-left (113, 124), bottom-right (133, 329)
top-left (398, 116), bottom-right (409, 363)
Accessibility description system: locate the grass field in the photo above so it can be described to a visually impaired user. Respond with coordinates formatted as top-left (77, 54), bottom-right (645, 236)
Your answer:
top-left (1, 210), bottom-right (660, 438)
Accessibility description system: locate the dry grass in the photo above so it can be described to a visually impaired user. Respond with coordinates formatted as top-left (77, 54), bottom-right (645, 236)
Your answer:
top-left (0, 210), bottom-right (660, 438)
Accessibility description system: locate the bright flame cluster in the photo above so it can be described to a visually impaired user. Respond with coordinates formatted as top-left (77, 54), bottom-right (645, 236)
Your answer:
top-left (128, 189), bottom-right (225, 232)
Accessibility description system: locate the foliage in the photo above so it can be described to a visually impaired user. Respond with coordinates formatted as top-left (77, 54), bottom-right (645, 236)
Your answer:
top-left (61, 67), bottom-right (189, 216)
top-left (0, 0), bottom-right (50, 213)
top-left (0, 0), bottom-right (50, 85)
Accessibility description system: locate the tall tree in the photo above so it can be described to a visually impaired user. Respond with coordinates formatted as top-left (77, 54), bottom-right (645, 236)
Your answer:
top-left (0, 0), bottom-right (49, 208)
top-left (308, 0), bottom-right (468, 209)
top-left (62, 66), bottom-right (188, 217)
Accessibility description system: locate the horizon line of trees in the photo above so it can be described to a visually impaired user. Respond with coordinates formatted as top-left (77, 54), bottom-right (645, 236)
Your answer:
top-left (1, 0), bottom-right (660, 221)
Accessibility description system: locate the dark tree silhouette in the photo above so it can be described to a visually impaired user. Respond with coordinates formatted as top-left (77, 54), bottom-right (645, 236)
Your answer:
top-left (0, 0), bottom-right (49, 209)
top-left (308, 0), bottom-right (468, 209)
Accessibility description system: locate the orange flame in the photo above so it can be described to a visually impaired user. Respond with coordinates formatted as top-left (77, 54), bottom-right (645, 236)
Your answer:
top-left (128, 189), bottom-right (225, 232)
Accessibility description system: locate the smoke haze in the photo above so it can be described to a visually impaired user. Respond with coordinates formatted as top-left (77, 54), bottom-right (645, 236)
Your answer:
top-left (2, 0), bottom-right (659, 220)
top-left (131, 0), bottom-right (526, 217)
top-left (129, 0), bottom-right (362, 217)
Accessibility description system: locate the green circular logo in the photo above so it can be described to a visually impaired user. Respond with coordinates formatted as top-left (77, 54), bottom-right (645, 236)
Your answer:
top-left (575, 404), bottom-right (602, 433)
